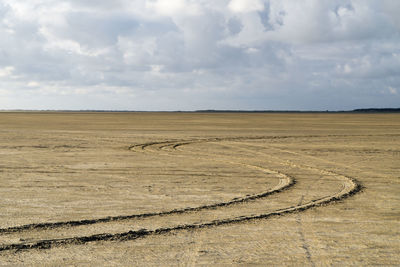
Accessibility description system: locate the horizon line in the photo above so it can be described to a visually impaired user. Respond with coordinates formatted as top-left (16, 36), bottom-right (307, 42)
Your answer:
top-left (1, 108), bottom-right (399, 113)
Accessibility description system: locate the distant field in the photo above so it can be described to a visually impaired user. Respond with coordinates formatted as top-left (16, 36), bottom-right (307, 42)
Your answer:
top-left (0, 112), bottom-right (399, 265)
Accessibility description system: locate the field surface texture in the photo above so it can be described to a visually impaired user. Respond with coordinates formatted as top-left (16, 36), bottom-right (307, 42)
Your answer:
top-left (0, 112), bottom-right (399, 266)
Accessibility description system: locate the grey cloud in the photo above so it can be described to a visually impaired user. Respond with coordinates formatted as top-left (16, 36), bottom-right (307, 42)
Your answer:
top-left (0, 0), bottom-right (399, 110)
top-left (227, 17), bottom-right (243, 35)
top-left (64, 12), bottom-right (140, 47)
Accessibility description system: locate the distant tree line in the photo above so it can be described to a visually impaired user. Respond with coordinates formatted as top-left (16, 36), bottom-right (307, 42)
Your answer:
top-left (195, 108), bottom-right (400, 113)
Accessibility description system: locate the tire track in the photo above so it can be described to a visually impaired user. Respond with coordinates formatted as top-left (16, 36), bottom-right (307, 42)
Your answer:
top-left (295, 175), bottom-right (324, 267)
top-left (0, 136), bottom-right (362, 252)
top-left (0, 176), bottom-right (360, 252)
top-left (158, 136), bottom-right (363, 266)
top-left (0, 137), bottom-right (294, 245)
top-left (1, 137), bottom-right (295, 235)
top-left (0, 173), bottom-right (293, 234)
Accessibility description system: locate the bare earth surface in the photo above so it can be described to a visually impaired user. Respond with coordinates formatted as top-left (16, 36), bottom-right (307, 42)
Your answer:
top-left (0, 112), bottom-right (399, 266)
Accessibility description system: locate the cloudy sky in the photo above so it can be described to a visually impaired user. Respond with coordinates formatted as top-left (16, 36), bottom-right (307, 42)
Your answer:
top-left (0, 0), bottom-right (399, 110)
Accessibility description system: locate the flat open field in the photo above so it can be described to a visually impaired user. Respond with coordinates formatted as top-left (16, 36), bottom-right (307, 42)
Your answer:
top-left (0, 112), bottom-right (399, 266)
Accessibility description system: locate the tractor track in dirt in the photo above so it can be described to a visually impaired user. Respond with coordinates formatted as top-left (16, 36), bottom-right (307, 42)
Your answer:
top-left (0, 136), bottom-right (362, 252)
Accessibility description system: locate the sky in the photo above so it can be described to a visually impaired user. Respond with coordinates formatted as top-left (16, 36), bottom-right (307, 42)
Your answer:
top-left (0, 0), bottom-right (399, 111)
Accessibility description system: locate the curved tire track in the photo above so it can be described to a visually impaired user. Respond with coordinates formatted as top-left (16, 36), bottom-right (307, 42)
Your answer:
top-left (0, 136), bottom-right (361, 252)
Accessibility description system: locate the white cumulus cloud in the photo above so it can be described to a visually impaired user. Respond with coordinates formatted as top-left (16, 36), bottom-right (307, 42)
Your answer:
top-left (0, 0), bottom-right (399, 110)
top-left (0, 66), bottom-right (14, 77)
top-left (228, 0), bottom-right (265, 13)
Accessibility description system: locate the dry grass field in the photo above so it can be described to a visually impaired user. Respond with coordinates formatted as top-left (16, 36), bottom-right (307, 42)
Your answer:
top-left (0, 112), bottom-right (399, 266)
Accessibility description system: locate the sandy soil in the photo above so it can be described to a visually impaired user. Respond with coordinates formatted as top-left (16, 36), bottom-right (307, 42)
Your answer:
top-left (0, 112), bottom-right (399, 266)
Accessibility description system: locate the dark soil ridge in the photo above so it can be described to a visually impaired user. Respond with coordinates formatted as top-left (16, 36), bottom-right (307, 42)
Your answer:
top-left (0, 137), bottom-right (296, 234)
top-left (0, 178), bottom-right (362, 252)
top-left (0, 136), bottom-right (363, 252)
top-left (129, 134), bottom-right (400, 151)
top-left (0, 178), bottom-right (294, 234)
top-left (130, 135), bottom-right (329, 151)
